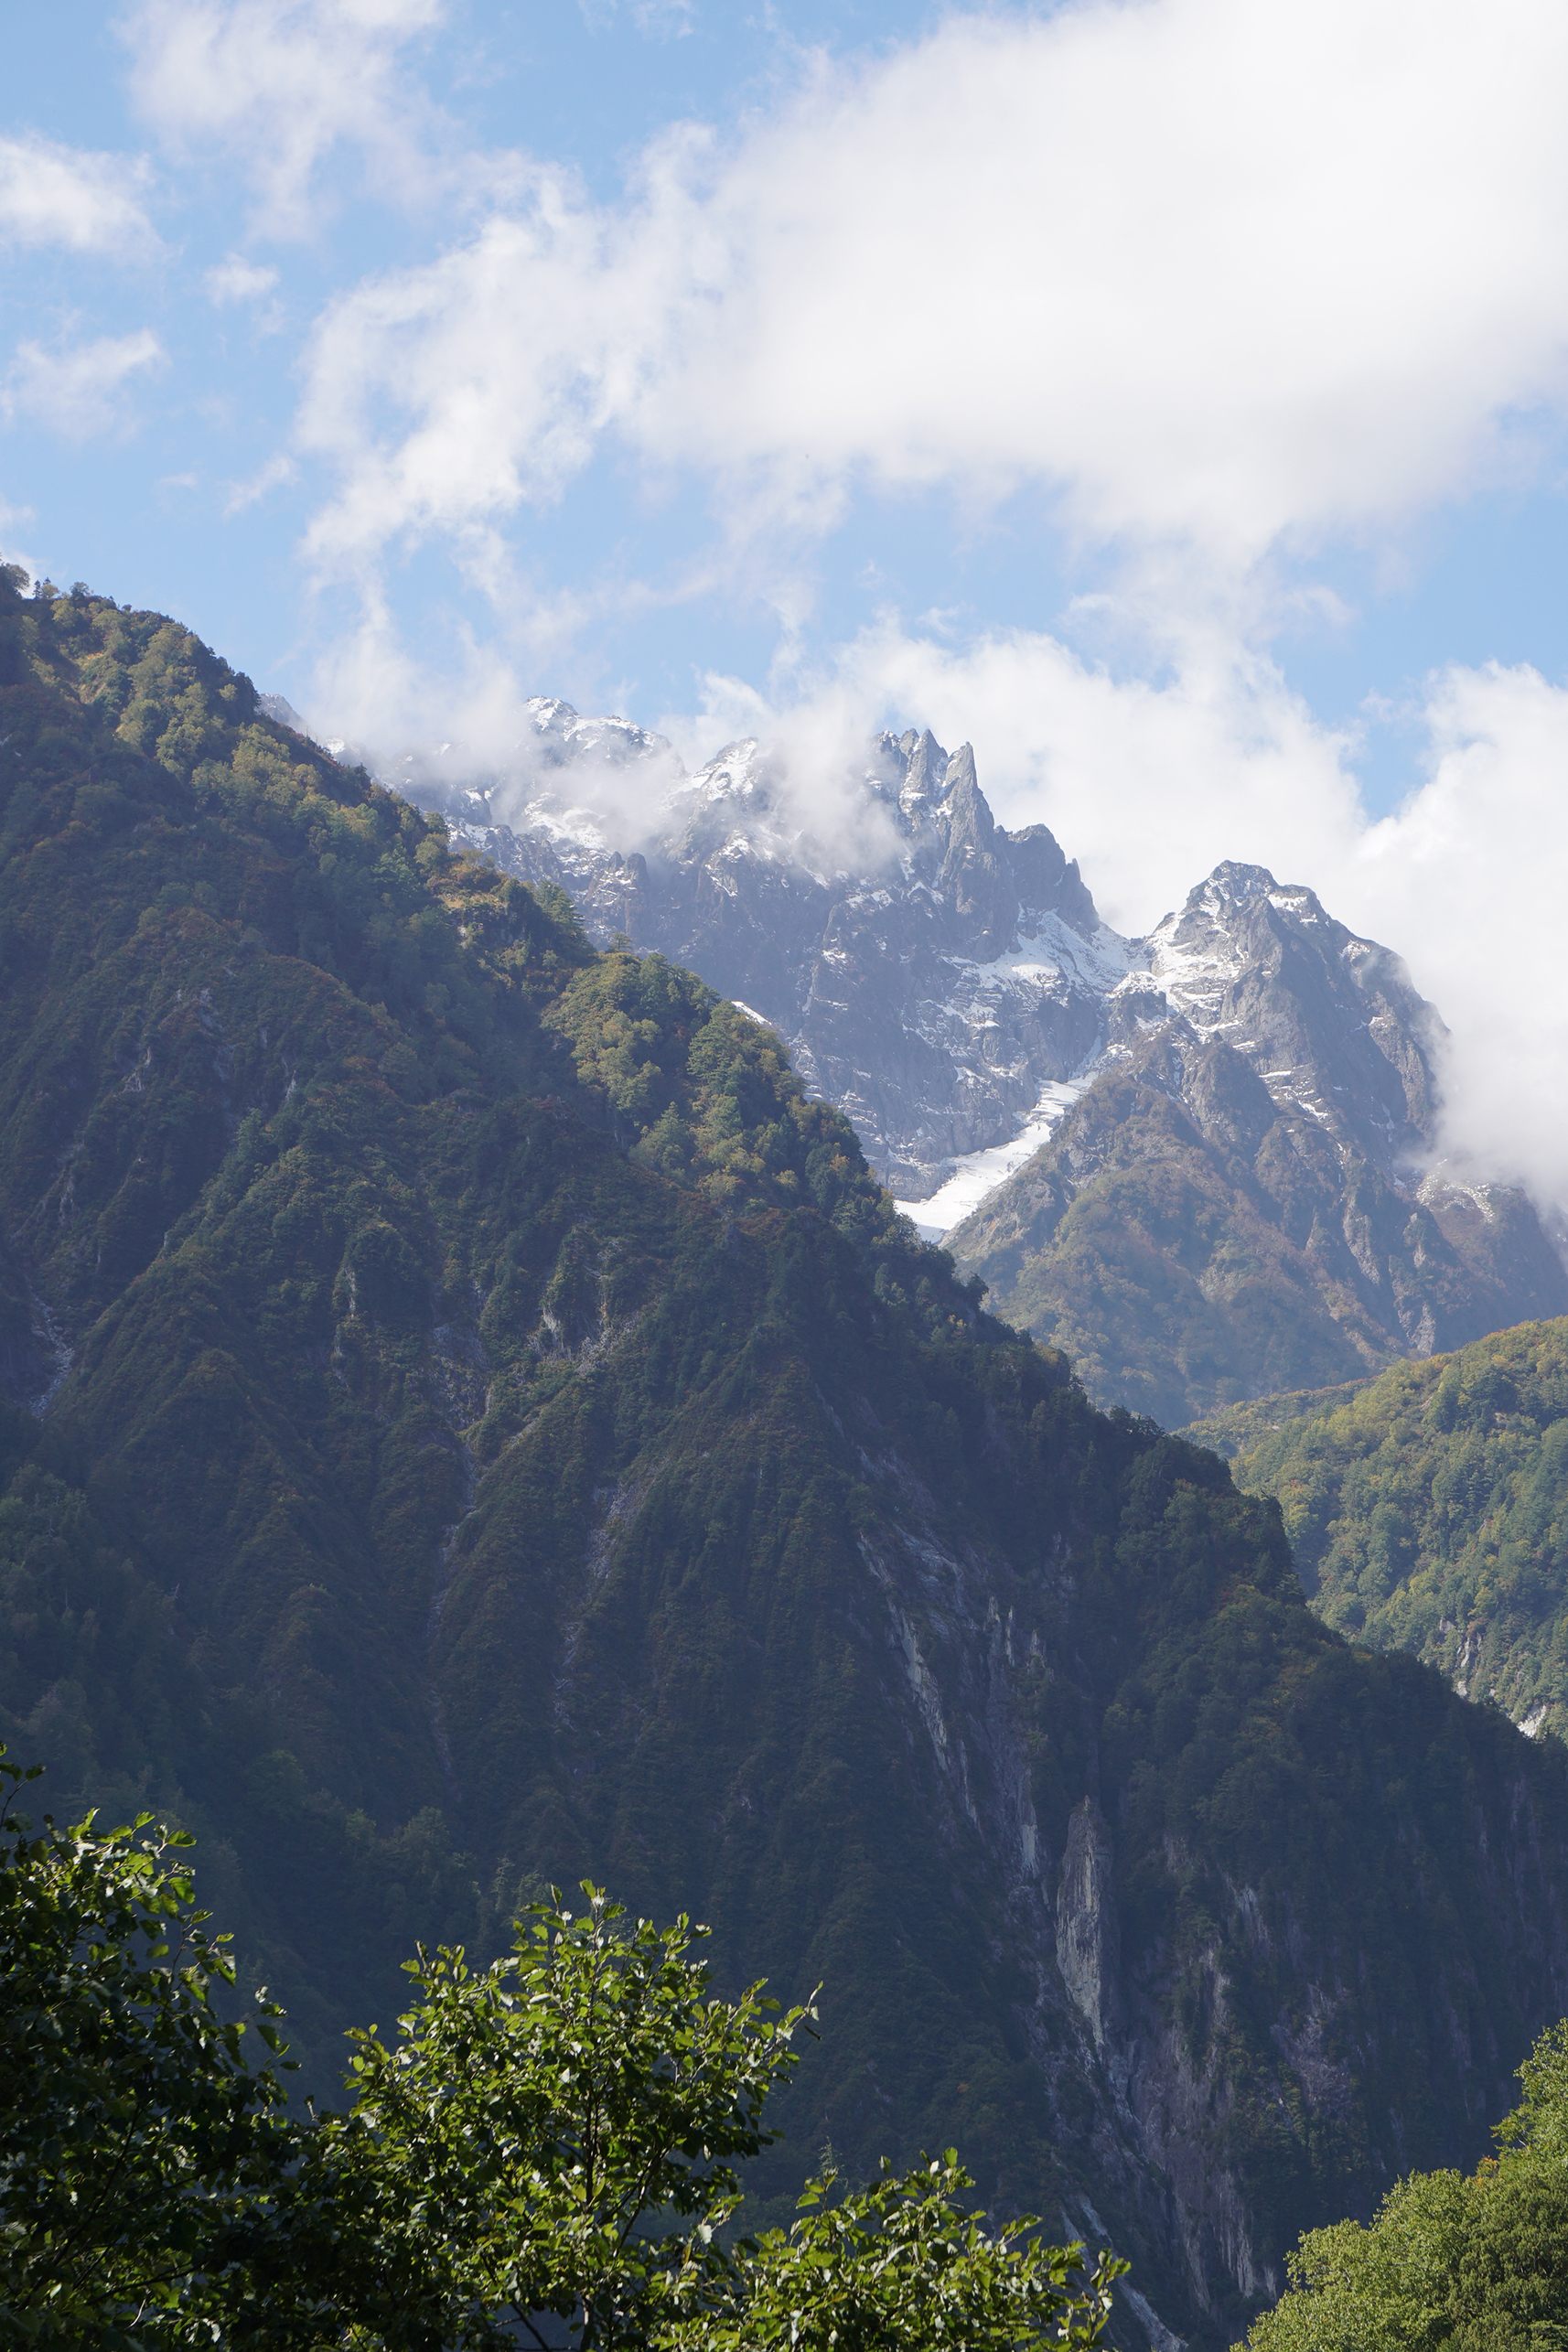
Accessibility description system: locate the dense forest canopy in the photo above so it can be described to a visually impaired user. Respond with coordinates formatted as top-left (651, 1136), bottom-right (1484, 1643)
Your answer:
top-left (1240, 2016), bottom-right (1568, 2352)
top-left (1191, 1318), bottom-right (1568, 1736)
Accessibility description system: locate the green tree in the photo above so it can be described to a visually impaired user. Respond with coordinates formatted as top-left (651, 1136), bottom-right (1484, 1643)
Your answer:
top-left (1239, 2019), bottom-right (1568, 2352)
top-left (334, 1885), bottom-right (1122, 2352)
top-left (674, 2156), bottom-right (1123, 2352)
top-left (0, 1745), bottom-right (315, 2346)
top-left (2, 1766), bottom-right (1122, 2352)
top-left (331, 1885), bottom-right (807, 2349)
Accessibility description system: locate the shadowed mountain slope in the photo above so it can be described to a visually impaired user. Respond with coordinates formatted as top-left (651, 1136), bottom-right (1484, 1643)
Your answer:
top-left (5, 580), bottom-right (1568, 2348)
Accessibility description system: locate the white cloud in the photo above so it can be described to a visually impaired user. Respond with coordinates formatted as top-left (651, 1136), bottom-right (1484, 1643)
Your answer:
top-left (306, 599), bottom-right (691, 848)
top-left (1350, 666), bottom-right (1568, 1203)
top-left (205, 253), bottom-right (281, 304)
top-left (294, 0), bottom-right (1568, 585)
top-left (295, 164), bottom-right (700, 573)
top-left (123, 0), bottom-right (450, 237)
top-left (685, 616), bottom-right (1361, 935)
top-left (3, 331), bottom-right (167, 439)
top-left (223, 450), bottom-right (296, 513)
top-left (310, 597), bottom-right (530, 756)
top-left (0, 133), bottom-right (156, 254)
top-left (579, 0), bottom-right (696, 35)
top-left (632, 0), bottom-right (694, 33)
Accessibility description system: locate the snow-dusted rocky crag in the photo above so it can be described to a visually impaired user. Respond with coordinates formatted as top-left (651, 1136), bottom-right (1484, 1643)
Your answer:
top-left (397, 702), bottom-right (1568, 1421)
top-left (952, 864), bottom-right (1568, 1421)
top-left (403, 704), bottom-right (1128, 1198)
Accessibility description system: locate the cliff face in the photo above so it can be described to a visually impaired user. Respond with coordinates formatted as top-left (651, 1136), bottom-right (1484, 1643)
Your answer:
top-left (7, 587), bottom-right (1568, 2349)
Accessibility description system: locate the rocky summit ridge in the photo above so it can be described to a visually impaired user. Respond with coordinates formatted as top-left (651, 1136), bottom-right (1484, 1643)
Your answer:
top-left (400, 713), bottom-right (1126, 1198)
top-left (392, 706), bottom-right (1568, 1422)
top-left (951, 860), bottom-right (1568, 1421)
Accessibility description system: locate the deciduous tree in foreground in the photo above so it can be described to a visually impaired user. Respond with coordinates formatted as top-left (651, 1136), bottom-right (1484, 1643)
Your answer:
top-left (0, 1749), bottom-right (1122, 2348)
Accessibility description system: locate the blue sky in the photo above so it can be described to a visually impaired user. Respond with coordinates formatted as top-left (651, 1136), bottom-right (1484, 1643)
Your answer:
top-left (6, 0), bottom-right (1568, 1194)
top-left (5, 0), bottom-right (1565, 785)
top-left (5, 2), bottom-right (986, 722)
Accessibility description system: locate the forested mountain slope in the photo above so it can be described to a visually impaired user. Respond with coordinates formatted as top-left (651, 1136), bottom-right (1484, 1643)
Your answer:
top-left (7, 578), bottom-right (1568, 2347)
top-left (1190, 1318), bottom-right (1568, 1738)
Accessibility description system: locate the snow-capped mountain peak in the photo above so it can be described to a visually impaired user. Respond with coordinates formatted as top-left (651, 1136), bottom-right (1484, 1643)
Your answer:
top-left (1138, 859), bottom-right (1437, 1148)
top-left (682, 739), bottom-right (767, 805)
top-left (408, 720), bottom-right (1104, 1187)
top-left (404, 722), bottom-right (1453, 1226)
top-left (522, 695), bottom-right (672, 771)
top-left (390, 712), bottom-right (1568, 1420)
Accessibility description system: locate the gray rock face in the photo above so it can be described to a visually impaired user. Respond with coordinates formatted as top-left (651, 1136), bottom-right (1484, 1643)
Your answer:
top-left (845, 1431), bottom-right (1568, 2352)
top-left (400, 710), bottom-right (1568, 1420)
top-left (950, 866), bottom-right (1568, 1420)
top-left (1056, 1797), bottom-right (1120, 2049)
top-left (407, 713), bottom-right (1124, 1197)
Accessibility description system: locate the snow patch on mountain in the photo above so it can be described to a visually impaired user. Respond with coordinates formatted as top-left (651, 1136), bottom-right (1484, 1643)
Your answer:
top-left (896, 1079), bottom-right (1093, 1237)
